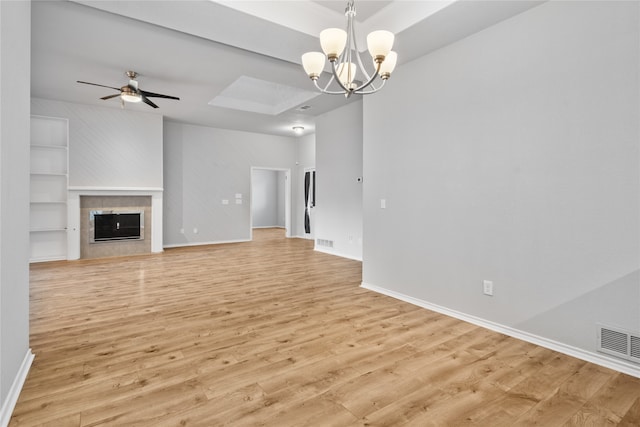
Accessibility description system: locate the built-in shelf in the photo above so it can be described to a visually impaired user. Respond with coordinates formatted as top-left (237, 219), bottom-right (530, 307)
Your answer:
top-left (30, 144), bottom-right (67, 150)
top-left (30, 227), bottom-right (67, 232)
top-left (30, 115), bottom-right (69, 262)
top-left (30, 200), bottom-right (67, 204)
top-left (30, 172), bottom-right (67, 177)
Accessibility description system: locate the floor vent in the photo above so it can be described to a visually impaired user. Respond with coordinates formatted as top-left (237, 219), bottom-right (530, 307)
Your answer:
top-left (316, 239), bottom-right (334, 248)
top-left (598, 325), bottom-right (640, 364)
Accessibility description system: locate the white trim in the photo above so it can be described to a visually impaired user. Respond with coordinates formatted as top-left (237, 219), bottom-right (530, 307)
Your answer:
top-left (252, 226), bottom-right (286, 229)
top-left (360, 282), bottom-right (640, 379)
top-left (0, 349), bottom-right (34, 427)
top-left (314, 246), bottom-right (362, 262)
top-left (163, 239), bottom-right (250, 249)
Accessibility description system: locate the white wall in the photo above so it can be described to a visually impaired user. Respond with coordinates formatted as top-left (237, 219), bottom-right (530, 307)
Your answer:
top-left (315, 101), bottom-right (363, 260)
top-left (163, 121), bottom-right (296, 246)
top-left (362, 1), bottom-right (639, 373)
top-left (0, 1), bottom-right (33, 422)
top-left (30, 98), bottom-right (163, 188)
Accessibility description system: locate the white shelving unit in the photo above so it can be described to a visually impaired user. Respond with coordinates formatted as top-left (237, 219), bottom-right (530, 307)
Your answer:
top-left (30, 115), bottom-right (68, 262)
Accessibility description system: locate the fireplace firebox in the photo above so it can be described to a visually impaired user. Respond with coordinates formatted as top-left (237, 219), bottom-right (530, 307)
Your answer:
top-left (89, 210), bottom-right (144, 243)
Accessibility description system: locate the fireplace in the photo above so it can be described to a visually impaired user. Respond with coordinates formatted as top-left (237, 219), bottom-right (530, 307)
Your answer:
top-left (79, 195), bottom-right (152, 259)
top-left (89, 210), bottom-right (144, 243)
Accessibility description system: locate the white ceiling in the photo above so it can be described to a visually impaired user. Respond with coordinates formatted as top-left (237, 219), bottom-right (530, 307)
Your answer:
top-left (31, 0), bottom-right (544, 137)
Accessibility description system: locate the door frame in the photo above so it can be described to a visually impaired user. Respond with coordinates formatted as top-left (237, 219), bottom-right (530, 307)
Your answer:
top-left (250, 166), bottom-right (292, 240)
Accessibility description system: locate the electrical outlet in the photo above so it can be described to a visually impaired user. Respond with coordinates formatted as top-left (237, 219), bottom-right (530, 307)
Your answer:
top-left (483, 280), bottom-right (493, 296)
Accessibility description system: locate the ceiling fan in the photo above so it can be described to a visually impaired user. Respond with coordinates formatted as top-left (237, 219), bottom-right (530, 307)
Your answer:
top-left (77, 71), bottom-right (179, 109)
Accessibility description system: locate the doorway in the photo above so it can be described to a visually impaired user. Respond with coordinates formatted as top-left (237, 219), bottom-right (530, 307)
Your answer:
top-left (250, 167), bottom-right (291, 239)
top-left (304, 168), bottom-right (316, 239)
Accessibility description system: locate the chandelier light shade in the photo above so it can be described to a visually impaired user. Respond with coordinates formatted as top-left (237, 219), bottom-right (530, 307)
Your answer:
top-left (301, 0), bottom-right (398, 97)
top-left (337, 62), bottom-right (357, 88)
top-left (320, 28), bottom-right (347, 60)
top-left (377, 51), bottom-right (397, 79)
top-left (366, 30), bottom-right (394, 60)
top-left (301, 52), bottom-right (326, 78)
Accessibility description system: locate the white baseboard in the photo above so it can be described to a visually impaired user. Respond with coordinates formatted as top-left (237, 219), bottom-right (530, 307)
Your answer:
top-left (252, 226), bottom-right (285, 229)
top-left (163, 238), bottom-right (250, 249)
top-left (314, 246), bottom-right (362, 262)
top-left (0, 349), bottom-right (34, 427)
top-left (361, 282), bottom-right (640, 379)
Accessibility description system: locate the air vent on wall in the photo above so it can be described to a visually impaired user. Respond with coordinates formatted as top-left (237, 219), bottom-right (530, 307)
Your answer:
top-left (598, 325), bottom-right (640, 364)
top-left (316, 239), bottom-right (333, 248)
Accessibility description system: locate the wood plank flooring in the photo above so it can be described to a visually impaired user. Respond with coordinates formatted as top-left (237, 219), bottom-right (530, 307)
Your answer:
top-left (10, 228), bottom-right (640, 426)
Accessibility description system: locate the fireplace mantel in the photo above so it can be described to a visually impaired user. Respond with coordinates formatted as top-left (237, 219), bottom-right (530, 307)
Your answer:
top-left (68, 187), bottom-right (163, 259)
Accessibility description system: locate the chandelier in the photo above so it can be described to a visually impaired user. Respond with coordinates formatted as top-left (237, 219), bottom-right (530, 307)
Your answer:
top-left (301, 0), bottom-right (398, 98)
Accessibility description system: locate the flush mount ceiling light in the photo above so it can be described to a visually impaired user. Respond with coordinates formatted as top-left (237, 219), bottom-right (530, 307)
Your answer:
top-left (301, 0), bottom-right (398, 98)
top-left (292, 126), bottom-right (305, 135)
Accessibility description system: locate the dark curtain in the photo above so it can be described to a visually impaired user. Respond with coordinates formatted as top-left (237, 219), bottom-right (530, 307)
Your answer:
top-left (304, 171), bottom-right (311, 233)
top-left (312, 171), bottom-right (316, 208)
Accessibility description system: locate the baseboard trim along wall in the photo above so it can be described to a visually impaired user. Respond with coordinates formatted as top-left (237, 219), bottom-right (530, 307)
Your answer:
top-left (315, 246), bottom-right (362, 262)
top-left (0, 349), bottom-right (34, 427)
top-left (163, 239), bottom-right (250, 249)
top-left (361, 282), bottom-right (640, 379)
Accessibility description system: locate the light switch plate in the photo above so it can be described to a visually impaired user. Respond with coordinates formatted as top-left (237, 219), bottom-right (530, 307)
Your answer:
top-left (483, 280), bottom-right (493, 296)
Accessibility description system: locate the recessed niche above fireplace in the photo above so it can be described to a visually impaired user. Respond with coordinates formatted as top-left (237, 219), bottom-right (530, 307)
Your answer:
top-left (89, 210), bottom-right (144, 243)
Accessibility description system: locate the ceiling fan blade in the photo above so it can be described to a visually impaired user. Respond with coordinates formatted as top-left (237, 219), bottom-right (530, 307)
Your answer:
top-left (140, 89), bottom-right (180, 100)
top-left (141, 95), bottom-right (159, 109)
top-left (77, 81), bottom-right (121, 91)
top-left (101, 94), bottom-right (120, 100)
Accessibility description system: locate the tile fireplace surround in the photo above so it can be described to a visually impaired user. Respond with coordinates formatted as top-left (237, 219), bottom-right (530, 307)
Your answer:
top-left (68, 188), bottom-right (163, 260)
top-left (80, 195), bottom-right (151, 259)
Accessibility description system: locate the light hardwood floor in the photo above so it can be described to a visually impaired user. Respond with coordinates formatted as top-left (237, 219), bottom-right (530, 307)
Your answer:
top-left (11, 228), bottom-right (640, 426)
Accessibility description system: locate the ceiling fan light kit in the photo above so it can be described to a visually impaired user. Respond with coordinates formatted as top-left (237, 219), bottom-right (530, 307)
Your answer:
top-left (120, 87), bottom-right (142, 103)
top-left (301, 0), bottom-right (398, 97)
top-left (77, 70), bottom-right (179, 109)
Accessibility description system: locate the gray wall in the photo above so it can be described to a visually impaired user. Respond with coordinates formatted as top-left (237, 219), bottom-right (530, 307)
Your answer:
top-left (251, 169), bottom-right (280, 228)
top-left (363, 1), bottom-right (639, 366)
top-left (30, 98), bottom-right (163, 188)
top-left (0, 0), bottom-right (31, 413)
top-left (163, 121), bottom-right (296, 246)
top-left (315, 101), bottom-right (363, 260)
